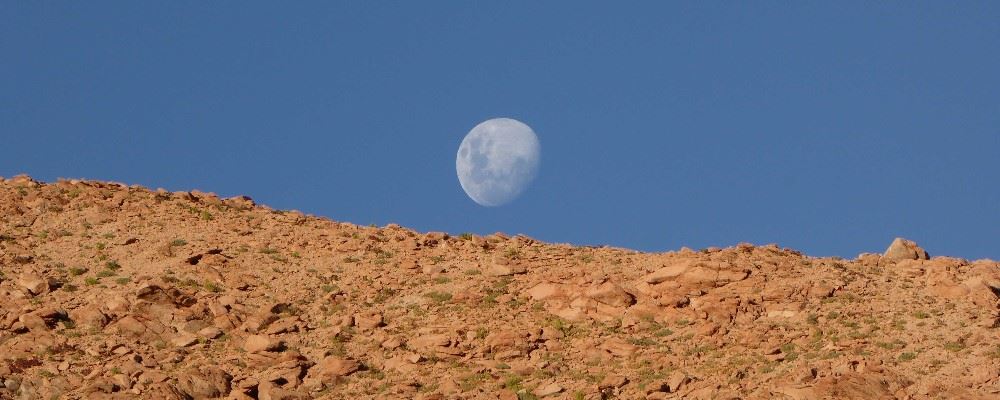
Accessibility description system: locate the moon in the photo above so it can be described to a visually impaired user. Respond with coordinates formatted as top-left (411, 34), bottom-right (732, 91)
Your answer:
top-left (456, 118), bottom-right (541, 207)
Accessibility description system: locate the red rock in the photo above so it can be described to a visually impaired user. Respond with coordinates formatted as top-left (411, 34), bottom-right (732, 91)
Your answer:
top-left (644, 262), bottom-right (690, 284)
top-left (264, 316), bottom-right (300, 334)
top-left (486, 263), bottom-right (527, 276)
top-left (526, 283), bottom-right (565, 301)
top-left (0, 178), bottom-right (997, 399)
top-left (18, 313), bottom-right (48, 331)
top-left (408, 334), bottom-right (451, 351)
top-left (354, 311), bottom-right (384, 330)
top-left (16, 272), bottom-right (49, 295)
top-left (258, 381), bottom-right (310, 400)
top-left (540, 327), bottom-right (564, 340)
top-left (174, 366), bottom-right (231, 399)
top-left (599, 338), bottom-right (638, 358)
top-left (883, 237), bottom-right (929, 262)
top-left (261, 360), bottom-right (308, 388)
top-left (599, 374), bottom-right (628, 389)
top-left (666, 371), bottom-right (688, 392)
top-left (381, 337), bottom-right (403, 349)
top-left (307, 356), bottom-right (361, 381)
top-left (171, 333), bottom-right (199, 347)
top-left (243, 335), bottom-right (282, 353)
top-left (198, 326), bottom-right (223, 339)
top-left (69, 305), bottom-right (108, 329)
top-left (533, 382), bottom-right (563, 397)
top-left (584, 281), bottom-right (635, 307)
top-left (485, 330), bottom-right (530, 354)
top-left (498, 389), bottom-right (519, 400)
top-left (243, 312), bottom-right (280, 333)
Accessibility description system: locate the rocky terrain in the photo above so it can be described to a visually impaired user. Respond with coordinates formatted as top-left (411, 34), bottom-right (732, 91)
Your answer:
top-left (0, 175), bottom-right (998, 399)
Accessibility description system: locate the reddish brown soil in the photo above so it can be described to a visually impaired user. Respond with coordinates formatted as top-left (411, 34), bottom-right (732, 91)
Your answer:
top-left (1, 175), bottom-right (998, 399)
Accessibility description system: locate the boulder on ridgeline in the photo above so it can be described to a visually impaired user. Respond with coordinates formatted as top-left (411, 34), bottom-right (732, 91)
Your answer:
top-left (882, 237), bottom-right (929, 262)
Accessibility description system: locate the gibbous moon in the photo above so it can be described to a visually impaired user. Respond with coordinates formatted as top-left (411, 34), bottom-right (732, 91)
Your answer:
top-left (456, 118), bottom-right (541, 207)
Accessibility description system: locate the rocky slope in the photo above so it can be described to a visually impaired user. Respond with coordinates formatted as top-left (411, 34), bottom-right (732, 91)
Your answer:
top-left (0, 175), bottom-right (998, 400)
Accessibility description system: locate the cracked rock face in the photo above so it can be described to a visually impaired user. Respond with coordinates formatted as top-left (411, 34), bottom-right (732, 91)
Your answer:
top-left (0, 175), bottom-right (998, 400)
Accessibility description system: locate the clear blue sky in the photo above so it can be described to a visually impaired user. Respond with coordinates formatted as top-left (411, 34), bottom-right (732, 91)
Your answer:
top-left (2, 2), bottom-right (998, 259)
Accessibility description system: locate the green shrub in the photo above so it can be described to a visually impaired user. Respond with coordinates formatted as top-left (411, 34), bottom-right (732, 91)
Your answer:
top-left (204, 281), bottom-right (222, 293)
top-left (943, 342), bottom-right (966, 352)
top-left (424, 291), bottom-right (452, 303)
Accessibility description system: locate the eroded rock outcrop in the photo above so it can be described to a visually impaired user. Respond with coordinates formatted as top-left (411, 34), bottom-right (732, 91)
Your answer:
top-left (0, 177), bottom-right (997, 399)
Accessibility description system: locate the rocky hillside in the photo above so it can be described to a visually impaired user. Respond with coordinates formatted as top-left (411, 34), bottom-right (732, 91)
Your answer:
top-left (0, 175), bottom-right (998, 400)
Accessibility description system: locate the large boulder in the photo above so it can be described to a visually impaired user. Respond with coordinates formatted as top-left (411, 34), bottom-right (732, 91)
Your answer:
top-left (641, 260), bottom-right (749, 291)
top-left (882, 237), bottom-right (929, 262)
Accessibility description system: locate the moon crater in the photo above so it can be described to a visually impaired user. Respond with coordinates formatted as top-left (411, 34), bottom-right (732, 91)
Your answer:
top-left (456, 118), bottom-right (540, 207)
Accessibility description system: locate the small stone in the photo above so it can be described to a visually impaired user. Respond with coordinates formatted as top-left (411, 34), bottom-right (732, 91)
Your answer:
top-left (218, 295), bottom-right (237, 306)
top-left (171, 333), bottom-right (199, 347)
top-left (354, 312), bottom-right (384, 330)
top-left (599, 338), bottom-right (638, 358)
top-left (18, 313), bottom-right (48, 331)
top-left (584, 281), bottom-right (635, 307)
top-left (697, 322), bottom-right (721, 336)
top-left (540, 327), bottom-right (564, 341)
top-left (400, 260), bottom-right (420, 270)
top-left (174, 366), bottom-right (232, 399)
top-left (243, 312), bottom-right (279, 333)
top-left (408, 334), bottom-right (452, 352)
top-left (181, 319), bottom-right (210, 334)
top-left (69, 305), bottom-right (109, 329)
top-left (264, 316), bottom-right (300, 334)
top-left (16, 273), bottom-right (49, 295)
top-left (403, 352), bottom-right (423, 364)
top-left (532, 382), bottom-right (563, 397)
top-left (381, 337), bottom-right (403, 350)
top-left (307, 356), bottom-right (361, 381)
top-left (112, 374), bottom-right (132, 389)
top-left (422, 264), bottom-right (445, 275)
top-left (198, 326), bottom-right (223, 339)
top-left (666, 371), bottom-right (688, 392)
top-left (243, 334), bottom-right (282, 353)
top-left (599, 374), bottom-right (628, 389)
top-left (105, 296), bottom-right (130, 315)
